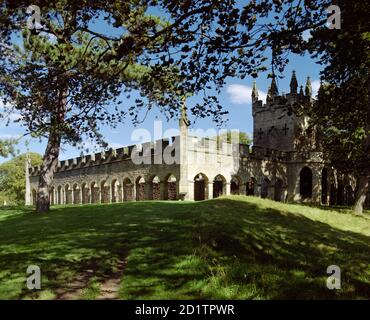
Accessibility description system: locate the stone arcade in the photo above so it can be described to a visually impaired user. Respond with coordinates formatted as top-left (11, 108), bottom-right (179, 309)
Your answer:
top-left (26, 72), bottom-right (369, 207)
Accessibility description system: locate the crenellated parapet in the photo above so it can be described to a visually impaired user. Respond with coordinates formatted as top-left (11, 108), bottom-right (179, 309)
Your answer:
top-left (29, 137), bottom-right (178, 176)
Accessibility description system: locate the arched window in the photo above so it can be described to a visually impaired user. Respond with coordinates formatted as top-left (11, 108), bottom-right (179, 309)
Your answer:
top-left (261, 177), bottom-right (270, 199)
top-left (274, 179), bottom-right (283, 202)
top-left (300, 167), bottom-right (312, 198)
top-left (165, 174), bottom-right (177, 200)
top-left (123, 178), bottom-right (133, 201)
top-left (246, 177), bottom-right (256, 196)
top-left (213, 175), bottom-right (226, 198)
top-left (194, 173), bottom-right (208, 201)
top-left (230, 176), bottom-right (241, 195)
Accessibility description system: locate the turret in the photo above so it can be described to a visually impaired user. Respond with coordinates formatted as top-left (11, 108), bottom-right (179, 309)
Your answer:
top-left (299, 85), bottom-right (304, 96)
top-left (290, 70), bottom-right (298, 94)
top-left (252, 81), bottom-right (259, 103)
top-left (270, 75), bottom-right (279, 97)
top-left (305, 76), bottom-right (312, 98)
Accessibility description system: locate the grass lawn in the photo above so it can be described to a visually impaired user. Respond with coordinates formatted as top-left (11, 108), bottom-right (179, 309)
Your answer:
top-left (0, 196), bottom-right (369, 300)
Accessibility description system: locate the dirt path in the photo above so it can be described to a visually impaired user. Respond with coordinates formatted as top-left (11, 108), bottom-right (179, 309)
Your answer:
top-left (55, 259), bottom-right (126, 300)
top-left (96, 259), bottom-right (126, 300)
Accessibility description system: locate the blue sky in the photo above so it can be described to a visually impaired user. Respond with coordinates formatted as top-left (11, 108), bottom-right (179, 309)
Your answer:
top-left (0, 7), bottom-right (323, 164)
top-left (0, 54), bottom-right (322, 164)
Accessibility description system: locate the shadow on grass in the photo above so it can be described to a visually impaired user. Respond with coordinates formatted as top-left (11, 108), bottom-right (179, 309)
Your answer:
top-left (0, 198), bottom-right (369, 299)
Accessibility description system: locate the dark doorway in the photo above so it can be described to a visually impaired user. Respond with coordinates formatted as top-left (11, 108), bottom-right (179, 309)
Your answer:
top-left (194, 174), bottom-right (207, 201)
top-left (321, 168), bottom-right (328, 204)
top-left (300, 167), bottom-right (312, 198)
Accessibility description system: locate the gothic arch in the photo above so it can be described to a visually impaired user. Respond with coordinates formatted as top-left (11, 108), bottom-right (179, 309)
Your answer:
top-left (231, 176), bottom-right (242, 195)
top-left (213, 174), bottom-right (226, 198)
top-left (65, 184), bottom-right (72, 204)
top-left (72, 183), bottom-right (81, 204)
top-left (194, 173), bottom-right (209, 201)
top-left (274, 178), bottom-right (284, 202)
top-left (111, 178), bottom-right (122, 203)
top-left (300, 166), bottom-right (313, 199)
top-left (164, 174), bottom-right (177, 200)
top-left (261, 177), bottom-right (270, 199)
top-left (246, 177), bottom-right (257, 196)
top-left (123, 177), bottom-right (134, 201)
top-left (149, 175), bottom-right (161, 200)
top-left (100, 180), bottom-right (110, 203)
top-left (136, 176), bottom-right (146, 201)
top-left (90, 181), bottom-right (100, 204)
top-left (57, 185), bottom-right (63, 204)
top-left (81, 182), bottom-right (89, 204)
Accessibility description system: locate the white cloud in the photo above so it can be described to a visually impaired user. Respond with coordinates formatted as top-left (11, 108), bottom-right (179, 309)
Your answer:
top-left (0, 133), bottom-right (21, 139)
top-left (109, 142), bottom-right (124, 149)
top-left (311, 80), bottom-right (321, 98)
top-left (227, 84), bottom-right (267, 105)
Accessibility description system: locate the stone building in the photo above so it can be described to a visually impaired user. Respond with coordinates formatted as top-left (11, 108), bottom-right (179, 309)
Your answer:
top-left (27, 72), bottom-right (367, 206)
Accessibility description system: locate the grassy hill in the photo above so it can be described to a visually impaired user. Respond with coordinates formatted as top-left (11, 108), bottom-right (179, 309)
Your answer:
top-left (0, 196), bottom-right (369, 300)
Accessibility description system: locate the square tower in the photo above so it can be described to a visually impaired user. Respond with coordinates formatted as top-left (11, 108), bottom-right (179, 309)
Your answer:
top-left (252, 73), bottom-right (315, 152)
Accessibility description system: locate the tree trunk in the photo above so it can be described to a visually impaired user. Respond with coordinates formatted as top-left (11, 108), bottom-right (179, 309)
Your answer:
top-left (353, 175), bottom-right (369, 215)
top-left (36, 83), bottom-right (67, 213)
top-left (36, 131), bottom-right (62, 213)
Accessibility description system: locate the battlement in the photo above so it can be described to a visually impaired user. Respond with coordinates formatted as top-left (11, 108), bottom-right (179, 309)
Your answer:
top-left (29, 137), bottom-right (177, 176)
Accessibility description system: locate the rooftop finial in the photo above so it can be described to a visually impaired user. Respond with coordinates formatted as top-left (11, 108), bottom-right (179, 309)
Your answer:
top-left (299, 85), bottom-right (304, 96)
top-left (252, 81), bottom-right (259, 103)
top-left (270, 75), bottom-right (279, 97)
top-left (305, 76), bottom-right (312, 97)
top-left (290, 70), bottom-right (298, 94)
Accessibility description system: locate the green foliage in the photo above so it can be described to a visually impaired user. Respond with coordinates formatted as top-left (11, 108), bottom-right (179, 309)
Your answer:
top-left (216, 131), bottom-right (252, 145)
top-left (0, 196), bottom-right (369, 299)
top-left (0, 139), bottom-right (17, 158)
top-left (0, 153), bottom-right (42, 204)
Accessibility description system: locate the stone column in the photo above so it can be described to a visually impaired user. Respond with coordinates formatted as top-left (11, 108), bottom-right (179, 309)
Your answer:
top-left (187, 181), bottom-right (194, 201)
top-left (208, 182), bottom-right (213, 200)
top-left (240, 183), bottom-right (247, 195)
top-left (225, 182), bottom-right (231, 196)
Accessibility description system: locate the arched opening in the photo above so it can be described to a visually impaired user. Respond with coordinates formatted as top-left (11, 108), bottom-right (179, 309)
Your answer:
top-left (65, 184), bottom-right (72, 204)
top-left (123, 178), bottom-right (133, 201)
top-left (274, 179), bottom-right (283, 202)
top-left (213, 175), bottom-right (226, 198)
top-left (344, 185), bottom-right (354, 206)
top-left (32, 189), bottom-right (37, 206)
top-left (261, 177), bottom-right (270, 199)
top-left (230, 176), bottom-right (241, 195)
top-left (299, 167), bottom-right (312, 199)
top-left (111, 179), bottom-right (122, 203)
top-left (321, 168), bottom-right (328, 204)
top-left (50, 187), bottom-right (55, 205)
top-left (246, 177), bottom-right (256, 195)
top-left (100, 180), bottom-right (110, 203)
top-left (330, 183), bottom-right (337, 205)
top-left (337, 180), bottom-right (344, 205)
top-left (194, 173), bottom-right (208, 201)
top-left (81, 183), bottom-right (89, 204)
top-left (57, 186), bottom-right (62, 204)
top-left (91, 182), bottom-right (100, 203)
top-left (73, 184), bottom-right (81, 204)
top-left (165, 174), bottom-right (177, 200)
top-left (136, 177), bottom-right (146, 201)
top-left (149, 176), bottom-right (161, 200)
